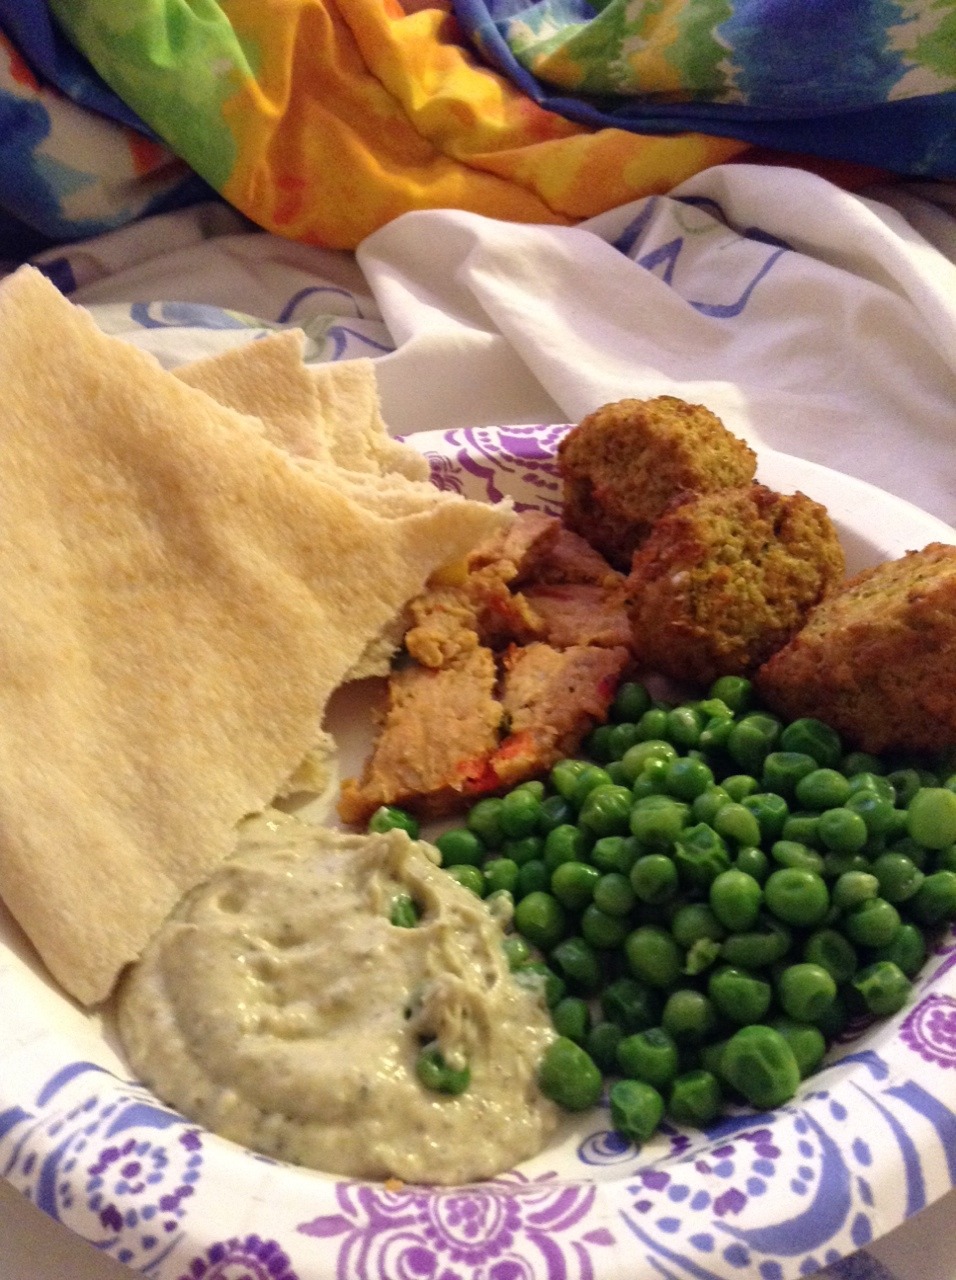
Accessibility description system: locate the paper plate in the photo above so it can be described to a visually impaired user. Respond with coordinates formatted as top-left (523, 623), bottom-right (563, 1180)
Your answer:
top-left (3, 424), bottom-right (956, 1280)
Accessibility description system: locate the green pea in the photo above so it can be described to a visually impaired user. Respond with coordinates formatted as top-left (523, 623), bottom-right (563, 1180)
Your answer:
top-left (823, 849), bottom-right (871, 879)
top-left (501, 834), bottom-right (544, 866)
top-left (683, 937), bottom-right (723, 976)
top-left (851, 961), bottom-right (911, 1016)
top-left (666, 900), bottom-right (716, 944)
top-left (514, 779), bottom-right (546, 800)
top-left (909, 870), bottom-right (956, 926)
top-left (584, 724), bottom-right (615, 763)
top-left (698, 715), bottom-right (735, 755)
top-left (608, 721), bottom-right (642, 760)
top-left (803, 928), bottom-right (859, 984)
top-left (722, 1025), bottom-right (801, 1108)
top-left (630, 759), bottom-right (670, 800)
top-left (847, 771), bottom-right (895, 802)
top-left (765, 867), bottom-right (830, 928)
top-left (551, 995), bottom-right (592, 1044)
top-left (483, 859), bottom-right (520, 896)
top-left (780, 812), bottom-right (822, 849)
top-left (543, 824), bottom-right (590, 872)
top-left (727, 713), bottom-right (782, 773)
top-left (723, 774), bottom-right (760, 803)
top-left (664, 757), bottom-right (714, 801)
top-left (713, 802), bottom-right (763, 848)
top-left (935, 844), bottom-right (956, 873)
top-left (762, 751), bottom-right (818, 801)
top-left (466, 796), bottom-right (505, 848)
top-left (721, 914), bottom-right (793, 969)
top-left (516, 858), bottom-right (550, 897)
top-left (514, 891), bottom-right (567, 949)
top-left (569, 765), bottom-right (615, 810)
top-left (665, 706), bottom-right (704, 749)
top-left (579, 784), bottom-right (634, 837)
top-left (709, 675), bottom-right (756, 714)
top-left (609, 1078), bottom-right (665, 1143)
top-left (625, 925), bottom-right (683, 989)
top-left (390, 893), bottom-right (420, 928)
top-left (591, 834), bottom-right (640, 875)
top-left (870, 852), bottom-right (924, 903)
top-left (630, 794), bottom-right (691, 850)
top-left (831, 870), bottom-right (879, 912)
top-left (416, 1043), bottom-right (471, 1095)
top-left (817, 806), bottom-right (869, 853)
top-left (661, 988), bottom-right (719, 1044)
top-left (581, 901), bottom-right (631, 949)
top-left (887, 768), bottom-right (923, 808)
top-left (368, 805), bottom-right (420, 839)
top-left (498, 787), bottom-right (542, 838)
top-left (538, 1037), bottom-right (603, 1110)
top-left (845, 790), bottom-right (898, 837)
top-left (813, 990), bottom-right (850, 1040)
top-left (779, 717), bottom-right (842, 768)
top-left (620, 739), bottom-right (678, 784)
top-left (741, 791), bottom-right (790, 841)
top-left (617, 1027), bottom-right (680, 1088)
top-left (636, 708), bottom-right (671, 741)
top-left (593, 871), bottom-right (636, 916)
top-left (445, 864), bottom-right (484, 896)
top-left (601, 976), bottom-right (662, 1032)
top-left (842, 751), bottom-right (887, 777)
top-left (842, 897), bottom-right (901, 947)
top-left (668, 1069), bottom-right (723, 1126)
top-left (550, 759), bottom-right (591, 801)
top-left (586, 1020), bottom-right (624, 1071)
top-left (612, 681), bottom-right (652, 723)
top-left (674, 823), bottom-right (731, 890)
top-left (630, 853), bottom-right (679, 905)
top-left (734, 845), bottom-right (770, 883)
top-left (795, 768), bottom-right (851, 811)
top-left (771, 839), bottom-right (825, 874)
top-left (551, 936), bottom-right (603, 994)
top-left (693, 786), bottom-right (732, 825)
top-left (501, 934), bottom-right (531, 970)
top-left (437, 826), bottom-right (486, 867)
top-left (709, 964), bottom-right (772, 1025)
top-left (871, 923), bottom-right (927, 978)
top-left (908, 788), bottom-right (956, 850)
top-left (710, 869), bottom-right (763, 932)
top-left (770, 1017), bottom-right (827, 1078)
top-left (550, 860), bottom-right (601, 910)
top-left (537, 793), bottom-right (574, 834)
top-left (514, 962), bottom-right (565, 1008)
top-left (777, 962), bottom-right (836, 1022)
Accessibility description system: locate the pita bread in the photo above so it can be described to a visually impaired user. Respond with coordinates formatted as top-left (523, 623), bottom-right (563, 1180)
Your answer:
top-left (0, 266), bottom-right (509, 1005)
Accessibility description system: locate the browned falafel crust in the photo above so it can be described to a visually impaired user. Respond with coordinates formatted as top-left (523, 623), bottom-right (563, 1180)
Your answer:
top-left (756, 542), bottom-right (956, 755)
top-left (626, 483), bottom-right (845, 685)
top-left (557, 396), bottom-right (758, 570)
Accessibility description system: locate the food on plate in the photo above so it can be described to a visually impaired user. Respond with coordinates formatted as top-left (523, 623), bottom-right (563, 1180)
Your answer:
top-left (756, 543), bottom-right (956, 755)
top-left (626, 483), bottom-right (845, 684)
top-left (409, 676), bottom-right (956, 1145)
top-left (0, 265), bottom-right (508, 1006)
top-left (338, 512), bottom-right (633, 821)
top-left (557, 396), bottom-right (758, 569)
top-left (116, 812), bottom-right (559, 1184)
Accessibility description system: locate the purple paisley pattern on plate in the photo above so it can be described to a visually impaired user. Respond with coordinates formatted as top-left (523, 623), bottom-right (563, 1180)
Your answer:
top-left (3, 429), bottom-right (956, 1280)
top-left (177, 1233), bottom-right (299, 1280)
top-left (297, 1172), bottom-right (614, 1280)
top-left (901, 994), bottom-right (956, 1068)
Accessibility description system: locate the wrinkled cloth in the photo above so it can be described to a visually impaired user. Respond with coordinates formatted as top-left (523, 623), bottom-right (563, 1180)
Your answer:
top-left (452, 0), bottom-right (956, 177)
top-left (0, 12), bottom-right (209, 257)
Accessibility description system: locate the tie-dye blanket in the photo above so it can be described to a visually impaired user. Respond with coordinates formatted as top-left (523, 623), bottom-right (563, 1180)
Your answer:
top-left (451, 0), bottom-right (956, 177)
top-left (0, 0), bottom-right (953, 257)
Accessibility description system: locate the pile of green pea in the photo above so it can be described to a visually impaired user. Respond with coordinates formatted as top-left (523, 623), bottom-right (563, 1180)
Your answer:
top-left (368, 675), bottom-right (956, 1145)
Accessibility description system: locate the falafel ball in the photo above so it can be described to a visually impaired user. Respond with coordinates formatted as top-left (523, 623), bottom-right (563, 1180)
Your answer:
top-left (626, 483), bottom-right (845, 684)
top-left (557, 396), bottom-right (757, 569)
top-left (756, 542), bottom-right (956, 755)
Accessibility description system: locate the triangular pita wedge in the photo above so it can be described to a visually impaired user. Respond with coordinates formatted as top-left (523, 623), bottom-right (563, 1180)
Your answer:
top-left (0, 267), bottom-right (508, 1005)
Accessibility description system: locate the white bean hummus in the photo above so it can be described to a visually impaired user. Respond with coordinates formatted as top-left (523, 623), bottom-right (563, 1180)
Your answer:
top-left (116, 811), bottom-right (559, 1184)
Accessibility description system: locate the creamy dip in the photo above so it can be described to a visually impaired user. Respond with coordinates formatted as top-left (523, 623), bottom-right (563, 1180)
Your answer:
top-left (116, 812), bottom-right (559, 1184)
